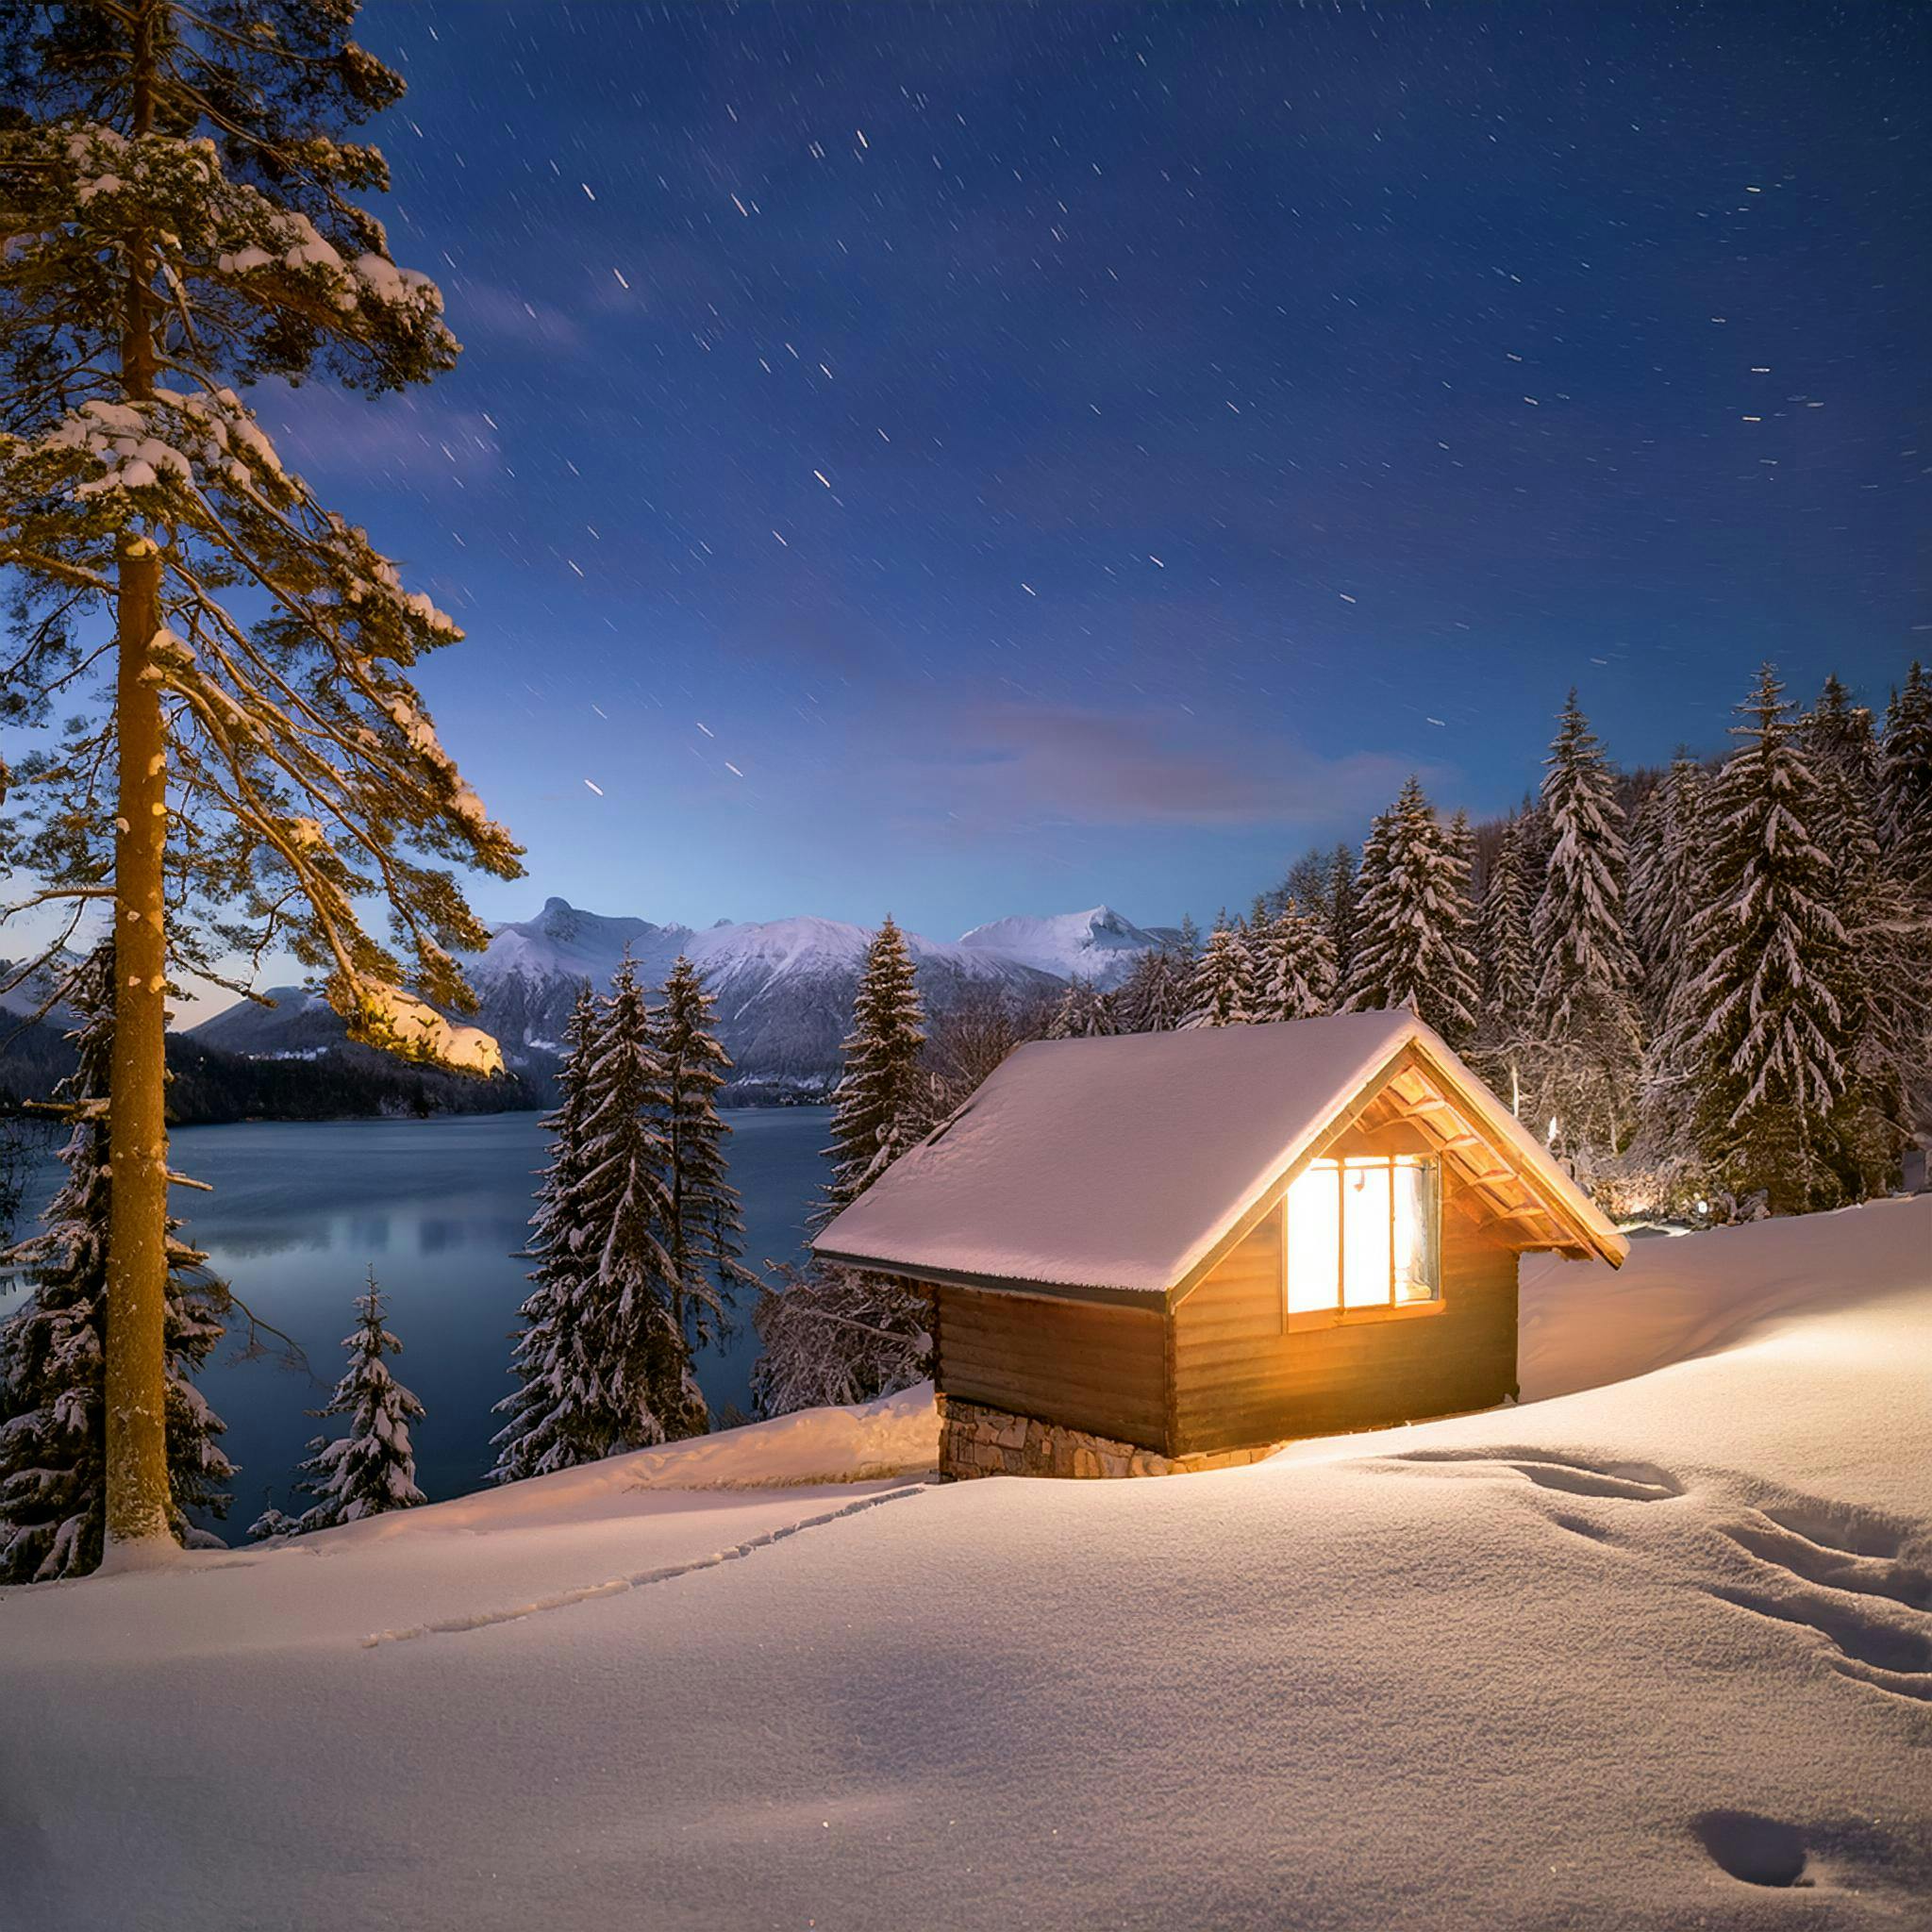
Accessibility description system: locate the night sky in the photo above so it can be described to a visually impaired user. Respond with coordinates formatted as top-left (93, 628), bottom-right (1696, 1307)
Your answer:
top-left (269, 1), bottom-right (1931, 941)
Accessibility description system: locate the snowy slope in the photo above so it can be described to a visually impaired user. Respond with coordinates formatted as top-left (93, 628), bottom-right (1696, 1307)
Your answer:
top-left (956, 904), bottom-right (1166, 986)
top-left (6, 1197), bottom-right (1929, 1931)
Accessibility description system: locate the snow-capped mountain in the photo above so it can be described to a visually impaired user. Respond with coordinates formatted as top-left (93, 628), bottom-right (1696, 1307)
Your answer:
top-left (189, 896), bottom-right (1158, 1099)
top-left (956, 905), bottom-right (1169, 989)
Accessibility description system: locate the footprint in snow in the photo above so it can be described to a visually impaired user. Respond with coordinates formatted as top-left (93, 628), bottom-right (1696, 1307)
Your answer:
top-left (1373, 1447), bottom-right (1686, 1504)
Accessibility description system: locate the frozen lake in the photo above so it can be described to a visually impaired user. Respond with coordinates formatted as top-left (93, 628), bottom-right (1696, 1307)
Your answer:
top-left (2, 1108), bottom-right (828, 1532)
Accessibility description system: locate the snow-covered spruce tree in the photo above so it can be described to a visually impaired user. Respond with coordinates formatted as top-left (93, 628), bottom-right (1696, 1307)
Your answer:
top-left (754, 919), bottom-right (932, 1419)
top-left (575, 958), bottom-right (704, 1446)
top-left (256, 1271), bottom-right (422, 1536)
top-left (1114, 943), bottom-right (1188, 1033)
top-left (1526, 694), bottom-right (1642, 1158)
top-left (1473, 812), bottom-right (1537, 1113)
top-left (817, 916), bottom-right (930, 1223)
top-left (656, 955), bottom-right (755, 1353)
top-left (0, 5), bottom-right (521, 1557)
top-left (1045, 974), bottom-right (1116, 1040)
top-left (1879, 661), bottom-right (1932, 894)
top-left (1250, 901), bottom-right (1337, 1023)
top-left (1181, 915), bottom-right (1255, 1028)
top-left (1325, 841), bottom-right (1360, 985)
top-left (1658, 666), bottom-right (1859, 1213)
top-left (1801, 678), bottom-right (1930, 1187)
top-left (1342, 777), bottom-right (1478, 1042)
top-left (0, 945), bottom-right (230, 1581)
top-left (490, 984), bottom-right (608, 1482)
top-left (1628, 749), bottom-right (1708, 1036)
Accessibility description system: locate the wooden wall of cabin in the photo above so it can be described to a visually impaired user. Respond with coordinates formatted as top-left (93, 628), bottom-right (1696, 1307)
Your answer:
top-left (1169, 1118), bottom-right (1522, 1457)
top-left (933, 1282), bottom-right (1170, 1451)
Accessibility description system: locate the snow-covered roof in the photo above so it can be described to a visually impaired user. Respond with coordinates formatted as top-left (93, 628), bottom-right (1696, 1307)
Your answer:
top-left (814, 1009), bottom-right (1626, 1298)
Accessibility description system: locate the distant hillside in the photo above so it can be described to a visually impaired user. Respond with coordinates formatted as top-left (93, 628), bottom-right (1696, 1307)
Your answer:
top-left (188, 898), bottom-right (1171, 1102)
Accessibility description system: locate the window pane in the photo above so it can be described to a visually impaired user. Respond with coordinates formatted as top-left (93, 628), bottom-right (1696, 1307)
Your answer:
top-left (1341, 1160), bottom-right (1392, 1307)
top-left (1286, 1165), bottom-right (1340, 1312)
top-left (1393, 1160), bottom-right (1438, 1304)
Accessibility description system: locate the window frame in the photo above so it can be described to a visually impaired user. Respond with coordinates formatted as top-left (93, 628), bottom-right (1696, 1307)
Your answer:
top-left (1281, 1153), bottom-right (1444, 1333)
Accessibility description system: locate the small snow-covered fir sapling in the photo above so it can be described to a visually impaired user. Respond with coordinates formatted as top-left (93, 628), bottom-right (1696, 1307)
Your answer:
top-left (1342, 776), bottom-right (1478, 1042)
top-left (1180, 915), bottom-right (1255, 1029)
top-left (0, 946), bottom-right (232, 1582)
top-left (0, 6), bottom-right (522, 1556)
top-left (255, 1272), bottom-right (424, 1537)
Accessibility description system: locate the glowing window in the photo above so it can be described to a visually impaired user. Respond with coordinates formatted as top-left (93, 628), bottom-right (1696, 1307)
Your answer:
top-left (1285, 1157), bottom-right (1439, 1319)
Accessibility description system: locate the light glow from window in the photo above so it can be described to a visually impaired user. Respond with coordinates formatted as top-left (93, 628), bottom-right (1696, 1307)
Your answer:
top-left (1286, 1156), bottom-right (1439, 1317)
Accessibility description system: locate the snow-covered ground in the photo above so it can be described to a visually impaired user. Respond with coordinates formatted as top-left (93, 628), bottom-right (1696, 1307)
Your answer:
top-left (4, 1198), bottom-right (1927, 1930)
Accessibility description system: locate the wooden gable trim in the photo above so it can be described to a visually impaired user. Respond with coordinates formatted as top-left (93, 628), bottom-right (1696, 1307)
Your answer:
top-left (1164, 1041), bottom-right (1421, 1310)
top-left (1165, 1039), bottom-right (1617, 1307)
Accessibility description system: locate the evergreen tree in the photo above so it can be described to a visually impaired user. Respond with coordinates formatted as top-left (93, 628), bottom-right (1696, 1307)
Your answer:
top-left (1527, 693), bottom-right (1642, 1156)
top-left (1181, 916), bottom-right (1255, 1028)
top-left (656, 957), bottom-right (755, 1353)
top-left (1114, 945), bottom-right (1189, 1034)
top-left (491, 985), bottom-right (608, 1482)
top-left (258, 1272), bottom-right (423, 1535)
top-left (1343, 777), bottom-right (1478, 1041)
top-left (818, 917), bottom-right (929, 1222)
top-left (1250, 902), bottom-right (1338, 1023)
top-left (1802, 680), bottom-right (1930, 1190)
top-left (575, 959), bottom-right (703, 1445)
top-left (1473, 813), bottom-right (1537, 1113)
top-left (1628, 749), bottom-right (1708, 1035)
top-left (756, 919), bottom-right (931, 1418)
top-left (1045, 974), bottom-right (1116, 1040)
top-left (0, 946), bottom-right (230, 1581)
top-left (1659, 666), bottom-right (1857, 1212)
top-left (1879, 661), bottom-right (1932, 894)
top-left (1326, 842), bottom-right (1361, 986)
top-left (0, 4), bottom-right (521, 1555)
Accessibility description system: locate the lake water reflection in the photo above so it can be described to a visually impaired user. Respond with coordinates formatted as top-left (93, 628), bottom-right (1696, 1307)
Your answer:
top-left (3, 1108), bottom-right (828, 1530)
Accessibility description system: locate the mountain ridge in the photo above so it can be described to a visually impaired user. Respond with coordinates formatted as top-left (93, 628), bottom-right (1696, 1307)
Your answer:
top-left (187, 898), bottom-right (1173, 1100)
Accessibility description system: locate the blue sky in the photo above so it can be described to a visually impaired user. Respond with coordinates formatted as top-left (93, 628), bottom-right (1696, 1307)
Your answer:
top-left (258, 0), bottom-right (1931, 940)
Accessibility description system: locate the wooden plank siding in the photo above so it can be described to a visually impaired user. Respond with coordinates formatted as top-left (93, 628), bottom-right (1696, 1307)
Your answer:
top-left (1169, 1120), bottom-right (1520, 1457)
top-left (934, 1282), bottom-right (1170, 1450)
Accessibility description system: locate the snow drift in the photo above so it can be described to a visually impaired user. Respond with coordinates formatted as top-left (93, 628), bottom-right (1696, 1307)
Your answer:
top-left (4, 1197), bottom-right (1928, 1931)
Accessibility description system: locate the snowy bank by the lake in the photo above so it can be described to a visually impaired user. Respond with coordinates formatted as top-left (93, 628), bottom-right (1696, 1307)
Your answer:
top-left (4, 1197), bottom-right (1928, 1930)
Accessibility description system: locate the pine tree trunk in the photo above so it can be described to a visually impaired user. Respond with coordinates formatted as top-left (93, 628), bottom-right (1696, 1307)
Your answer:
top-left (103, 0), bottom-right (175, 1560)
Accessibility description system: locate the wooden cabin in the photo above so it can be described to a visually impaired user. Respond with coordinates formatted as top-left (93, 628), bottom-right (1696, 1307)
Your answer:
top-left (814, 1009), bottom-right (1627, 1479)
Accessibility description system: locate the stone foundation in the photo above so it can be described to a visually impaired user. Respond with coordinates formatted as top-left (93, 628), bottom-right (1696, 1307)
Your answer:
top-left (938, 1395), bottom-right (1281, 1480)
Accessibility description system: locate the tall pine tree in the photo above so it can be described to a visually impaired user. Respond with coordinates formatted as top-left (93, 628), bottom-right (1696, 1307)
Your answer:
top-left (1343, 777), bottom-right (1477, 1041)
top-left (1473, 812), bottom-right (1537, 1113)
top-left (1527, 693), bottom-right (1642, 1157)
top-left (0, 3), bottom-right (520, 1556)
top-left (575, 958), bottom-right (704, 1445)
top-left (1628, 749), bottom-right (1709, 1037)
top-left (1181, 915), bottom-right (1255, 1028)
top-left (491, 984), bottom-right (607, 1482)
top-left (1250, 902), bottom-right (1338, 1023)
top-left (0, 945), bottom-right (230, 1580)
top-left (1660, 666), bottom-right (1857, 1213)
top-left (755, 920), bottom-right (932, 1417)
top-left (656, 956), bottom-right (755, 1354)
top-left (1879, 661), bottom-right (1932, 894)
top-left (817, 917), bottom-right (929, 1223)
